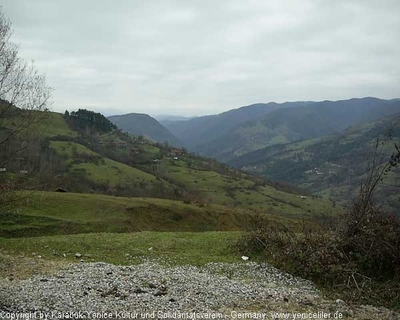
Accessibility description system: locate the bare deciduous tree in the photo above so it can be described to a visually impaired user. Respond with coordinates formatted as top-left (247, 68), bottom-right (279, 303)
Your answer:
top-left (0, 7), bottom-right (52, 209)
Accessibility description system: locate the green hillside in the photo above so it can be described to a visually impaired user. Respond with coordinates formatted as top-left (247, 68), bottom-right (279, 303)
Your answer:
top-left (230, 113), bottom-right (400, 214)
top-left (49, 141), bottom-right (156, 186)
top-left (1, 107), bottom-right (339, 222)
top-left (0, 192), bottom-right (256, 237)
top-left (0, 231), bottom-right (242, 266)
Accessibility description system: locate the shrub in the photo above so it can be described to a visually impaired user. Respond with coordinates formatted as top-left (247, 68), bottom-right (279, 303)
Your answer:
top-left (237, 137), bottom-right (400, 308)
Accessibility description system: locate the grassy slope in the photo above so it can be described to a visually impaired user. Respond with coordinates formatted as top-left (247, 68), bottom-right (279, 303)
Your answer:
top-left (40, 112), bottom-right (78, 138)
top-left (0, 189), bottom-right (313, 268)
top-left (50, 141), bottom-right (156, 186)
top-left (0, 111), bottom-right (77, 139)
top-left (163, 157), bottom-right (339, 216)
top-left (0, 192), bottom-right (272, 237)
top-left (0, 191), bottom-right (248, 266)
top-left (0, 231), bottom-right (242, 266)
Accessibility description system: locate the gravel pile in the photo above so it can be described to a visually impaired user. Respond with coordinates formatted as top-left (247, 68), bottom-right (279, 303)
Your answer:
top-left (0, 261), bottom-right (399, 319)
top-left (0, 261), bottom-right (316, 313)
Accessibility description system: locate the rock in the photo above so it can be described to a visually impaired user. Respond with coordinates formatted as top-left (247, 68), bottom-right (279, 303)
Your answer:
top-left (265, 282), bottom-right (277, 288)
top-left (75, 253), bottom-right (82, 258)
top-left (133, 288), bottom-right (147, 294)
top-left (241, 256), bottom-right (249, 261)
top-left (300, 298), bottom-right (313, 306)
top-left (154, 290), bottom-right (167, 297)
top-left (336, 299), bottom-right (346, 305)
top-left (100, 286), bottom-right (118, 298)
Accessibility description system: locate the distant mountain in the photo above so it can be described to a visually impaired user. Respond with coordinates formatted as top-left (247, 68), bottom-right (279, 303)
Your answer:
top-left (230, 112), bottom-right (400, 214)
top-left (163, 101), bottom-right (314, 151)
top-left (108, 113), bottom-right (183, 147)
top-left (155, 115), bottom-right (195, 122)
top-left (181, 97), bottom-right (400, 162)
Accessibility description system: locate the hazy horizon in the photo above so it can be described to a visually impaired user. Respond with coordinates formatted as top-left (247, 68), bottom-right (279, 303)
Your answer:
top-left (61, 96), bottom-right (400, 118)
top-left (2, 0), bottom-right (399, 117)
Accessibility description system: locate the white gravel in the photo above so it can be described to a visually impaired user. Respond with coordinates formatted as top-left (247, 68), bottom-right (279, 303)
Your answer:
top-left (0, 261), bottom-right (315, 312)
top-left (0, 261), bottom-right (398, 319)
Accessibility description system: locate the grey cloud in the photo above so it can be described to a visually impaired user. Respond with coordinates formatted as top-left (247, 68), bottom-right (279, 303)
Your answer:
top-left (1, 0), bottom-right (399, 116)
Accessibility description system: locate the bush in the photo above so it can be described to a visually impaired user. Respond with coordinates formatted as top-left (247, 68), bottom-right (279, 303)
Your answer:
top-left (237, 137), bottom-right (400, 308)
top-left (340, 138), bottom-right (400, 280)
top-left (237, 219), bottom-right (347, 285)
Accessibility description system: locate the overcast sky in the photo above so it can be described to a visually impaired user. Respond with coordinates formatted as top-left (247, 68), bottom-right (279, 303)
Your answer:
top-left (1, 0), bottom-right (399, 117)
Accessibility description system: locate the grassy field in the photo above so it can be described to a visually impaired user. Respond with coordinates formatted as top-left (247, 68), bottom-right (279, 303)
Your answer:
top-left (0, 111), bottom-right (77, 138)
top-left (0, 192), bottom-right (254, 269)
top-left (0, 192), bottom-right (284, 237)
top-left (40, 112), bottom-right (78, 138)
top-left (0, 231), bottom-right (244, 267)
top-left (50, 141), bottom-right (157, 186)
top-left (0, 190), bottom-right (318, 269)
top-left (49, 141), bottom-right (99, 161)
top-left (164, 159), bottom-right (340, 216)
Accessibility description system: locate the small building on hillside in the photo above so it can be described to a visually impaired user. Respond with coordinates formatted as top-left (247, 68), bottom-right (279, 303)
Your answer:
top-left (169, 147), bottom-right (185, 157)
top-left (115, 139), bottom-right (127, 147)
top-left (131, 147), bottom-right (140, 154)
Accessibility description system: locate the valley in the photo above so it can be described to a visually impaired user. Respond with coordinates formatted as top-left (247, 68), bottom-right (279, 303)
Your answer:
top-left (1, 2), bottom-right (400, 316)
top-left (230, 111), bottom-right (400, 214)
top-left (2, 98), bottom-right (400, 315)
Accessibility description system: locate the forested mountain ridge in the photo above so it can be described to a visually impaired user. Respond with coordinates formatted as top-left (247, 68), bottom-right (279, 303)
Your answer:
top-left (166, 97), bottom-right (400, 162)
top-left (163, 101), bottom-right (314, 149)
top-left (108, 112), bottom-right (183, 147)
top-left (230, 112), bottom-right (400, 214)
